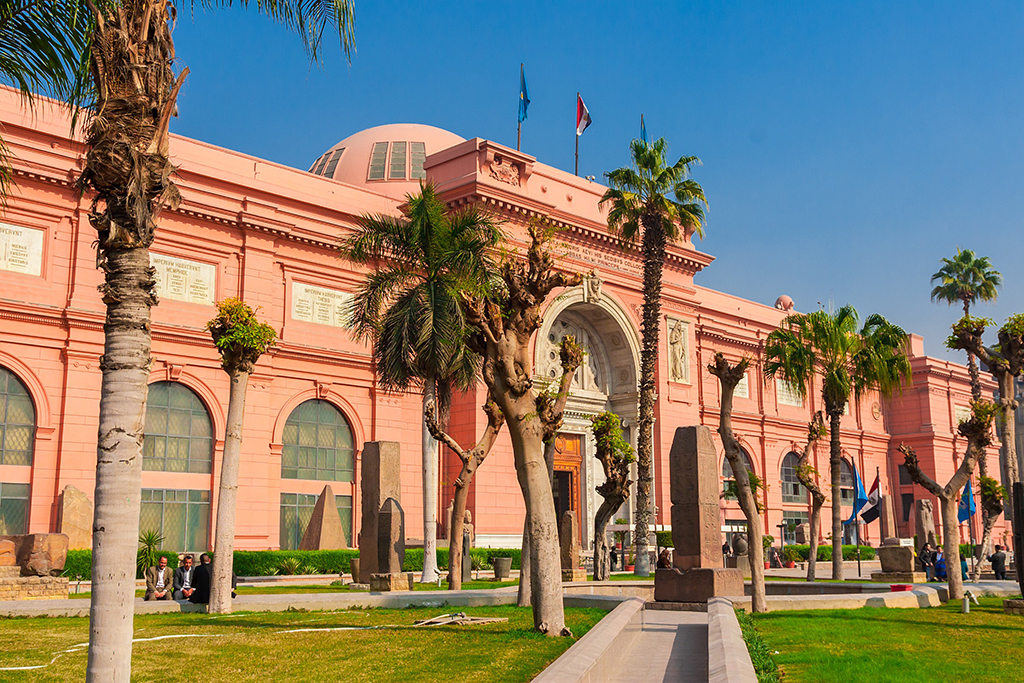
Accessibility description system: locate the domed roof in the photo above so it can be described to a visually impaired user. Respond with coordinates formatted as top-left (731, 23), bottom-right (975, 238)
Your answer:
top-left (308, 124), bottom-right (465, 199)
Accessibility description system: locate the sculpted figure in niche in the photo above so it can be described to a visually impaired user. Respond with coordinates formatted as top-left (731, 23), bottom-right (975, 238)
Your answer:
top-left (585, 271), bottom-right (602, 303)
top-left (669, 321), bottom-right (686, 382)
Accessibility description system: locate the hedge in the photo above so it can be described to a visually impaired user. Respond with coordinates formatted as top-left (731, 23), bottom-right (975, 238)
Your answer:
top-left (779, 544), bottom-right (877, 562)
top-left (656, 530), bottom-right (673, 548)
top-left (63, 548), bottom-right (523, 580)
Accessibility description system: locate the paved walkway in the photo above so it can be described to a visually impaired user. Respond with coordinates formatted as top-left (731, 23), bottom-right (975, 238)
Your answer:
top-left (607, 610), bottom-right (708, 683)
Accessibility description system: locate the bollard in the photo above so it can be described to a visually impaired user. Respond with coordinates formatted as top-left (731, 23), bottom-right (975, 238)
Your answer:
top-left (961, 596), bottom-right (970, 614)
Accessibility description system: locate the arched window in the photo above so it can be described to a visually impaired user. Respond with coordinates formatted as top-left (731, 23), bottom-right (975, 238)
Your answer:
top-left (281, 400), bottom-right (354, 481)
top-left (840, 459), bottom-right (854, 505)
top-left (780, 453), bottom-right (806, 503)
top-left (0, 367), bottom-right (35, 466)
top-left (143, 382), bottom-right (213, 473)
top-left (722, 450), bottom-right (755, 501)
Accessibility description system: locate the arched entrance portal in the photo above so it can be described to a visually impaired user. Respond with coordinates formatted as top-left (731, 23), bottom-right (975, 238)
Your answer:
top-left (536, 283), bottom-right (640, 550)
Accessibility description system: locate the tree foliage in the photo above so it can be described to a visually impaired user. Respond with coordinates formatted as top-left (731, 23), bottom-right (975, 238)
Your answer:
top-left (206, 297), bottom-right (276, 371)
top-left (930, 248), bottom-right (1001, 311)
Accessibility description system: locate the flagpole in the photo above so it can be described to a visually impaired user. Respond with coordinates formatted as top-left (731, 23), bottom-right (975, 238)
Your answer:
top-left (517, 64), bottom-right (523, 152)
top-left (969, 477), bottom-right (977, 581)
top-left (574, 92), bottom-right (580, 176)
top-left (855, 514), bottom-right (862, 579)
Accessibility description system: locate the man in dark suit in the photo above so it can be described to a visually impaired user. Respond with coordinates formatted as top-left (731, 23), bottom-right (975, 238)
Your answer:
top-left (988, 545), bottom-right (1008, 580)
top-left (189, 553), bottom-right (212, 604)
top-left (173, 554), bottom-right (196, 600)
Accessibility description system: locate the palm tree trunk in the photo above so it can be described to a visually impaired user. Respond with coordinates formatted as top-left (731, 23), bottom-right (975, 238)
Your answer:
top-left (828, 409), bottom-right (844, 580)
top-left (86, 246), bottom-right (153, 681)
top-left (421, 386), bottom-right (440, 583)
top-left (209, 367), bottom-right (249, 614)
top-left (634, 214), bottom-right (666, 577)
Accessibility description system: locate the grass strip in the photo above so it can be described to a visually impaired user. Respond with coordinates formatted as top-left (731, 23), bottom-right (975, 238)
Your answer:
top-left (735, 609), bottom-right (783, 683)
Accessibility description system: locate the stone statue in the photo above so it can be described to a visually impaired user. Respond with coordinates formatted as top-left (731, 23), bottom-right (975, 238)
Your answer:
top-left (584, 271), bottom-right (602, 303)
top-left (463, 509), bottom-right (475, 547)
top-left (669, 321), bottom-right (686, 382)
top-left (732, 532), bottom-right (749, 557)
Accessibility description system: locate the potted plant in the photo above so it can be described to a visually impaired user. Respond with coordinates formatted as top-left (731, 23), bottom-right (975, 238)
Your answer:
top-left (783, 545), bottom-right (801, 569)
top-left (625, 552), bottom-right (635, 572)
top-left (762, 534), bottom-right (774, 569)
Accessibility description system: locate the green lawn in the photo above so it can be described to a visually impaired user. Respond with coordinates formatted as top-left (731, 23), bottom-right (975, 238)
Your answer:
top-left (752, 597), bottom-right (1024, 682)
top-left (67, 580), bottom-right (519, 599)
top-left (0, 605), bottom-right (606, 682)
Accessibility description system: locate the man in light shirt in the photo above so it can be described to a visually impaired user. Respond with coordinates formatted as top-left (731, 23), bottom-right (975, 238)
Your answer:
top-left (173, 554), bottom-right (196, 600)
top-left (144, 555), bottom-right (172, 601)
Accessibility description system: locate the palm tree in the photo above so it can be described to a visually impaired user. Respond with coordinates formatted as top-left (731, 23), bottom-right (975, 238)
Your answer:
top-left (341, 183), bottom-right (502, 586)
top-left (72, 3), bottom-right (354, 680)
top-left (601, 138), bottom-right (707, 576)
top-left (931, 248), bottom-right (1001, 401)
top-left (0, 0), bottom-right (90, 196)
top-left (764, 306), bottom-right (910, 581)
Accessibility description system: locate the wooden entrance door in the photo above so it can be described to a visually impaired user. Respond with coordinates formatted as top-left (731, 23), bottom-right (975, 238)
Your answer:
top-left (553, 433), bottom-right (582, 543)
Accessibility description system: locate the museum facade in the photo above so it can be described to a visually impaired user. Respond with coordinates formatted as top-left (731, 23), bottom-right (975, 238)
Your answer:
top-left (0, 86), bottom-right (1005, 557)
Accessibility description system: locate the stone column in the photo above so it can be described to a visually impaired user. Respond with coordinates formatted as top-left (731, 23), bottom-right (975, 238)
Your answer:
top-left (358, 441), bottom-right (401, 583)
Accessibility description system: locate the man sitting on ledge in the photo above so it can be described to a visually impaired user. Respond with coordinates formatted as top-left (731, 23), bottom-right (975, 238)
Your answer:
top-left (173, 554), bottom-right (196, 600)
top-left (144, 555), bottom-right (172, 601)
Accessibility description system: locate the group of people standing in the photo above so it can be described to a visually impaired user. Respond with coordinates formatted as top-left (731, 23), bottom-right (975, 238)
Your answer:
top-left (917, 542), bottom-right (1008, 581)
top-left (144, 553), bottom-right (231, 603)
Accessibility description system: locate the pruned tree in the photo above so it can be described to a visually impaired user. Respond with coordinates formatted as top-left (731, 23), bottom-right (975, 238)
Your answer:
top-left (590, 411), bottom-right (634, 581)
top-left (205, 298), bottom-right (275, 614)
top-left (764, 306), bottom-right (911, 580)
top-left (947, 314), bottom-right (1024, 562)
top-left (460, 222), bottom-right (583, 636)
top-left (709, 353), bottom-right (766, 612)
top-left (793, 412), bottom-right (828, 581)
top-left (900, 400), bottom-right (997, 600)
top-left (424, 396), bottom-right (504, 590)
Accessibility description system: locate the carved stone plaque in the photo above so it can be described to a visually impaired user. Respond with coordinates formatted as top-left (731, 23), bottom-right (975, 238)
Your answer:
top-left (291, 282), bottom-right (352, 328)
top-left (0, 222), bottom-right (44, 276)
top-left (151, 253), bottom-right (216, 305)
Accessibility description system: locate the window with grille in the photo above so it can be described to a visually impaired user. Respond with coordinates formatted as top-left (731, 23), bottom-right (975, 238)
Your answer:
top-left (410, 142), bottom-right (427, 179)
top-left (840, 459), bottom-right (854, 504)
top-left (143, 382), bottom-right (213, 473)
top-left (0, 482), bottom-right (29, 534)
top-left (780, 452), bottom-right (807, 503)
top-left (389, 141), bottom-right (407, 179)
top-left (368, 142), bottom-right (388, 180)
top-left (898, 464), bottom-right (913, 486)
top-left (140, 488), bottom-right (210, 551)
top-left (279, 492), bottom-right (353, 550)
top-left (722, 450), bottom-right (755, 501)
top-left (281, 400), bottom-right (355, 482)
top-left (313, 154), bottom-right (331, 175)
top-left (0, 368), bottom-right (34, 466)
top-left (308, 153), bottom-right (327, 172)
top-left (782, 510), bottom-right (809, 545)
top-left (322, 148), bottom-right (345, 178)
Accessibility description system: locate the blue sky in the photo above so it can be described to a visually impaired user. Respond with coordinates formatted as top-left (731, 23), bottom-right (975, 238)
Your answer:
top-left (169, 1), bottom-right (1023, 358)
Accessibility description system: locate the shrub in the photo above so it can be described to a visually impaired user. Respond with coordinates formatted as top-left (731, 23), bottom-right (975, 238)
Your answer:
top-left (782, 546), bottom-right (802, 563)
top-left (656, 530), bottom-right (673, 548)
top-left (62, 550), bottom-right (92, 580)
top-left (233, 550), bottom-right (359, 577)
top-left (778, 544), bottom-right (876, 562)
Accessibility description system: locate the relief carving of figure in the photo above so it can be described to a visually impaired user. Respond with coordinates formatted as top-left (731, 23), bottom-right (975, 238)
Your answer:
top-left (584, 270), bottom-right (602, 303)
top-left (669, 320), bottom-right (686, 382)
top-left (489, 155), bottom-right (521, 186)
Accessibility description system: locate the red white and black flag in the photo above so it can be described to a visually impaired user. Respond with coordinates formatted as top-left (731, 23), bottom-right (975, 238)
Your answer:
top-left (576, 94), bottom-right (592, 136)
top-left (859, 474), bottom-right (881, 524)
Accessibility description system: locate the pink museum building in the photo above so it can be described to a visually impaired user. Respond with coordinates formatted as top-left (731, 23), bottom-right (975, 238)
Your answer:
top-left (0, 86), bottom-right (1006, 556)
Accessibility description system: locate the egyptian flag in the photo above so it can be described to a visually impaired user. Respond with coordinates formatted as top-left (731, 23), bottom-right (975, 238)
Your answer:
top-left (576, 94), bottom-right (592, 136)
top-left (859, 474), bottom-right (881, 524)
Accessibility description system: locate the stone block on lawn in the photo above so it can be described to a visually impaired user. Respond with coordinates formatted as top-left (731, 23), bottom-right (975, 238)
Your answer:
top-left (654, 567), bottom-right (744, 603)
top-left (56, 484), bottom-right (92, 550)
top-left (0, 533), bottom-right (69, 576)
top-left (369, 572), bottom-right (414, 592)
top-left (377, 497), bottom-right (405, 575)
top-left (1003, 598), bottom-right (1024, 615)
top-left (0, 539), bottom-right (15, 566)
top-left (561, 568), bottom-right (587, 582)
top-left (871, 571), bottom-right (927, 584)
top-left (877, 544), bottom-right (915, 573)
top-left (358, 441), bottom-right (401, 583)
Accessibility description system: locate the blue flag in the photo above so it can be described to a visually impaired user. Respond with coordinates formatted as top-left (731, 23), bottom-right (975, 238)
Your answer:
top-left (958, 479), bottom-right (976, 523)
top-left (518, 66), bottom-right (530, 123)
top-left (640, 114), bottom-right (648, 144)
top-left (845, 464), bottom-right (868, 525)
